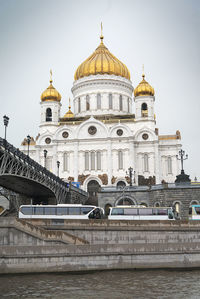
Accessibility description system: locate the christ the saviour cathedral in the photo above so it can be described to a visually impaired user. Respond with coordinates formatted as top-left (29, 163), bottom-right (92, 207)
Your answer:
top-left (21, 30), bottom-right (181, 198)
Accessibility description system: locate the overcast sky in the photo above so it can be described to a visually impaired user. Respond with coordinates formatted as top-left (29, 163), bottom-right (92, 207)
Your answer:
top-left (0, 0), bottom-right (199, 180)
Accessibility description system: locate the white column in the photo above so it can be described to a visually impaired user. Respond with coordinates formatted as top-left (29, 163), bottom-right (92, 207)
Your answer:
top-left (107, 139), bottom-right (112, 185)
top-left (154, 143), bottom-right (160, 184)
top-left (79, 151), bottom-right (84, 174)
top-left (149, 152), bottom-right (154, 176)
top-left (52, 144), bottom-right (58, 175)
top-left (90, 93), bottom-right (95, 112)
top-left (35, 147), bottom-right (40, 165)
top-left (129, 140), bottom-right (134, 169)
top-left (172, 155), bottom-right (178, 176)
top-left (137, 153), bottom-right (142, 175)
top-left (73, 142), bottom-right (78, 181)
top-left (133, 143), bottom-right (137, 184)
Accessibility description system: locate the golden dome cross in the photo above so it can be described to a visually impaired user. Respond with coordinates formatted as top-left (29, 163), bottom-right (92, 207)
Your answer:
top-left (100, 22), bottom-right (104, 41)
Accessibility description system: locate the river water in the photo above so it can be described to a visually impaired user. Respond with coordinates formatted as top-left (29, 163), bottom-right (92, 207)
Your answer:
top-left (0, 269), bottom-right (200, 298)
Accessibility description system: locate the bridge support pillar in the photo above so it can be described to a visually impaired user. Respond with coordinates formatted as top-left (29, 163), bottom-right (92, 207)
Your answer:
top-left (13, 194), bottom-right (32, 212)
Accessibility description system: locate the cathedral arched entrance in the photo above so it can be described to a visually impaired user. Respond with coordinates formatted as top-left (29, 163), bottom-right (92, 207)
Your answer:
top-left (105, 203), bottom-right (112, 216)
top-left (116, 181), bottom-right (126, 189)
top-left (86, 180), bottom-right (101, 206)
top-left (117, 197), bottom-right (135, 205)
top-left (115, 195), bottom-right (136, 206)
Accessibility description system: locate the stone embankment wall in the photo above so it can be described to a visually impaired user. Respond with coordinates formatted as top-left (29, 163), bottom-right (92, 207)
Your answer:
top-left (98, 184), bottom-right (200, 219)
top-left (2, 218), bottom-right (200, 273)
top-left (149, 186), bottom-right (200, 219)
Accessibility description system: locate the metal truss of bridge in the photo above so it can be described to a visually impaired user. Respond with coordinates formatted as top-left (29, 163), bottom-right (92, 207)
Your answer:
top-left (0, 137), bottom-right (87, 204)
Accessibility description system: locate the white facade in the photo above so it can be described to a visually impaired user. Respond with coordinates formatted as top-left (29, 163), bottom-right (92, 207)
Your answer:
top-left (21, 42), bottom-right (182, 192)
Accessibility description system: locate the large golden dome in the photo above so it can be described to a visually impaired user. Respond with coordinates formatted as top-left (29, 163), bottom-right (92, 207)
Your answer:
top-left (134, 74), bottom-right (154, 97)
top-left (41, 71), bottom-right (61, 102)
top-left (74, 35), bottom-right (130, 81)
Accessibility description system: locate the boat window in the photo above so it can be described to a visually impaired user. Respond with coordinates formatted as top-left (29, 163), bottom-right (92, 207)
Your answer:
top-left (152, 209), bottom-right (158, 215)
top-left (21, 207), bottom-right (33, 215)
top-left (34, 207), bottom-right (44, 215)
top-left (139, 208), bottom-right (152, 215)
top-left (157, 209), bottom-right (168, 215)
top-left (111, 208), bottom-right (124, 215)
top-left (81, 207), bottom-right (93, 215)
top-left (124, 208), bottom-right (138, 215)
top-left (68, 207), bottom-right (80, 215)
top-left (57, 207), bottom-right (68, 215)
top-left (195, 207), bottom-right (200, 215)
top-left (44, 207), bottom-right (56, 215)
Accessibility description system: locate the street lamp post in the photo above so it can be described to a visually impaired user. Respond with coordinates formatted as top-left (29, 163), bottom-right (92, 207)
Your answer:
top-left (27, 135), bottom-right (31, 157)
top-left (176, 149), bottom-right (188, 174)
top-left (44, 149), bottom-right (47, 168)
top-left (3, 115), bottom-right (9, 147)
top-left (127, 166), bottom-right (133, 186)
top-left (57, 161), bottom-right (60, 177)
top-left (175, 149), bottom-right (190, 184)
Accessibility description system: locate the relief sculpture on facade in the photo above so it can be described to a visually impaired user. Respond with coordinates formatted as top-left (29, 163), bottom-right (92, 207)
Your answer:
top-left (98, 174), bottom-right (108, 185)
top-left (111, 176), bottom-right (117, 184)
top-left (138, 175), bottom-right (156, 186)
top-left (125, 176), bottom-right (131, 184)
top-left (78, 174), bottom-right (90, 185)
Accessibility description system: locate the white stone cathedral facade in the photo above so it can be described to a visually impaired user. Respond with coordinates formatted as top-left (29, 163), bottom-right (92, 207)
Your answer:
top-left (21, 32), bottom-right (181, 193)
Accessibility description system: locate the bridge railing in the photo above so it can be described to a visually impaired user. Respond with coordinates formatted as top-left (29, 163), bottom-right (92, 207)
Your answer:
top-left (0, 137), bottom-right (87, 196)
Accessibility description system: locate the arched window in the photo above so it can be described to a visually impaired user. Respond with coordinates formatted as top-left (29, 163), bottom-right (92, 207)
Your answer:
top-left (117, 181), bottom-right (126, 189)
top-left (190, 200), bottom-right (199, 206)
top-left (141, 103), bottom-right (148, 117)
top-left (97, 93), bottom-right (101, 109)
top-left (142, 103), bottom-right (147, 110)
top-left (0, 206), bottom-right (5, 214)
top-left (167, 157), bottom-right (172, 174)
top-left (144, 154), bottom-right (149, 172)
top-left (109, 94), bottom-right (113, 109)
top-left (174, 202), bottom-right (180, 218)
top-left (78, 97), bottom-right (81, 113)
top-left (46, 108), bottom-right (52, 122)
top-left (105, 204), bottom-right (112, 216)
top-left (119, 95), bottom-right (123, 111)
top-left (86, 95), bottom-right (90, 111)
top-left (118, 198), bottom-right (134, 205)
top-left (87, 180), bottom-right (100, 206)
top-left (118, 150), bottom-right (123, 169)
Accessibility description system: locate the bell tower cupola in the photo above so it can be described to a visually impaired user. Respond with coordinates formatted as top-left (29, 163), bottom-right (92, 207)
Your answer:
top-left (134, 69), bottom-right (155, 121)
top-left (40, 70), bottom-right (62, 126)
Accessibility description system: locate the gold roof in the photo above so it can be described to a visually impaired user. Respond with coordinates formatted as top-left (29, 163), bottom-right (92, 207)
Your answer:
top-left (74, 34), bottom-right (130, 81)
top-left (134, 74), bottom-right (154, 97)
top-left (41, 70), bottom-right (61, 102)
top-left (63, 98), bottom-right (74, 118)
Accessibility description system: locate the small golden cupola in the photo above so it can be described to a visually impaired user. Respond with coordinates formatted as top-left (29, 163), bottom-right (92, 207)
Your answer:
top-left (63, 98), bottom-right (74, 118)
top-left (74, 25), bottom-right (130, 81)
top-left (134, 73), bottom-right (155, 97)
top-left (41, 70), bottom-right (61, 102)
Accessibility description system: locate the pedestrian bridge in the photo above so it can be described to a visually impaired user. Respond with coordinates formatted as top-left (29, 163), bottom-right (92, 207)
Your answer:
top-left (0, 137), bottom-right (87, 204)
